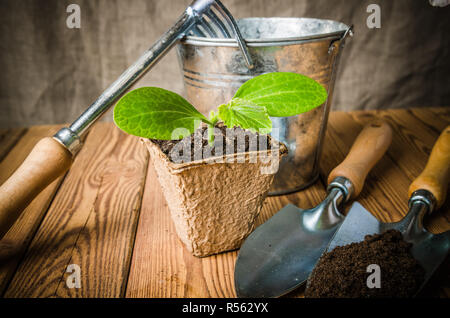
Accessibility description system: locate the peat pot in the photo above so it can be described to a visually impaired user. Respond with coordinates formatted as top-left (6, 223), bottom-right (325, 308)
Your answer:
top-left (143, 137), bottom-right (287, 257)
top-left (177, 17), bottom-right (352, 195)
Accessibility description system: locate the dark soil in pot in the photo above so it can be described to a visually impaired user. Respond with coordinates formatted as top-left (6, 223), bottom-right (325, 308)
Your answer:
top-left (151, 123), bottom-right (275, 163)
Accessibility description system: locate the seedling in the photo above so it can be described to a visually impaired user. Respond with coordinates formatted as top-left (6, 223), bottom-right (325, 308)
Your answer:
top-left (117, 72), bottom-right (328, 256)
top-left (113, 72), bottom-right (327, 145)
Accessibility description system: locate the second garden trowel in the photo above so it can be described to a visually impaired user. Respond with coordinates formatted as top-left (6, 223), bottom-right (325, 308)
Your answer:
top-left (320, 125), bottom-right (450, 295)
top-left (234, 120), bottom-right (393, 298)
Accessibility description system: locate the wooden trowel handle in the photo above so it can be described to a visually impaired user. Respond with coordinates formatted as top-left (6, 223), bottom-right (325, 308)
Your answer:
top-left (328, 120), bottom-right (393, 200)
top-left (408, 126), bottom-right (450, 209)
top-left (0, 137), bottom-right (73, 240)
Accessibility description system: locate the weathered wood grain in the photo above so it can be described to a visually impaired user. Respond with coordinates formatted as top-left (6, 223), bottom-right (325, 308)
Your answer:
top-left (406, 108), bottom-right (450, 235)
top-left (409, 107), bottom-right (450, 135)
top-left (0, 125), bottom-right (65, 295)
top-left (125, 163), bottom-right (190, 297)
top-left (3, 123), bottom-right (148, 297)
top-left (377, 108), bottom-right (449, 297)
top-left (2, 108), bottom-right (449, 298)
top-left (325, 111), bottom-right (411, 223)
top-left (353, 109), bottom-right (450, 233)
top-left (0, 128), bottom-right (27, 162)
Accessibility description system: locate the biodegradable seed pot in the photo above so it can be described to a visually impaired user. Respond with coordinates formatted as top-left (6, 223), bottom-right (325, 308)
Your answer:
top-left (112, 72), bottom-right (328, 257)
top-left (142, 128), bottom-right (287, 257)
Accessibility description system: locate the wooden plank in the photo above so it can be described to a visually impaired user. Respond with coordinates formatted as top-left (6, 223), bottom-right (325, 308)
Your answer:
top-left (422, 107), bottom-right (450, 124)
top-left (0, 125), bottom-right (65, 295)
top-left (352, 109), bottom-right (450, 233)
top-left (0, 128), bottom-right (27, 162)
top-left (406, 108), bottom-right (450, 236)
top-left (125, 152), bottom-right (327, 298)
top-left (323, 111), bottom-right (410, 223)
top-left (408, 107), bottom-right (450, 135)
top-left (3, 123), bottom-right (149, 297)
top-left (376, 108), bottom-right (450, 298)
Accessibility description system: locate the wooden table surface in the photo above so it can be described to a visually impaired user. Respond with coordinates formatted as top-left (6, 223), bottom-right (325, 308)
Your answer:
top-left (0, 107), bottom-right (449, 298)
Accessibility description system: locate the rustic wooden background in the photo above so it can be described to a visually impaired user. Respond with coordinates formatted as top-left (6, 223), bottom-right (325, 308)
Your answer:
top-left (0, 0), bottom-right (449, 128)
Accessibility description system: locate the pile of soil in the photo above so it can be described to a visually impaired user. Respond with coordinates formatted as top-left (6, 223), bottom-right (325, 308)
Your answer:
top-left (305, 229), bottom-right (425, 298)
top-left (151, 123), bottom-right (275, 163)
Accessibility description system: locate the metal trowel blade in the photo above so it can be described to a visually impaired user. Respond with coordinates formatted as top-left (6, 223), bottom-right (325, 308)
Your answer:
top-left (326, 202), bottom-right (382, 252)
top-left (234, 203), bottom-right (343, 298)
top-left (325, 201), bottom-right (450, 293)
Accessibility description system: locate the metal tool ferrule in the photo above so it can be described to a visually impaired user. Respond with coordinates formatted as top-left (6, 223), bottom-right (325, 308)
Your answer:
top-left (53, 127), bottom-right (82, 156)
top-left (327, 176), bottom-right (354, 203)
top-left (408, 189), bottom-right (436, 214)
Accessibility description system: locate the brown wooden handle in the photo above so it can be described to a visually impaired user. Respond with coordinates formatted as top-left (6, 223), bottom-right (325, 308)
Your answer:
top-left (0, 137), bottom-right (73, 239)
top-left (327, 120), bottom-right (393, 200)
top-left (408, 126), bottom-right (450, 209)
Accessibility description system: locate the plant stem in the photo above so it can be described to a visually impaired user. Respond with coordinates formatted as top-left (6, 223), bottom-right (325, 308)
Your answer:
top-left (207, 123), bottom-right (215, 147)
top-left (207, 110), bottom-right (219, 147)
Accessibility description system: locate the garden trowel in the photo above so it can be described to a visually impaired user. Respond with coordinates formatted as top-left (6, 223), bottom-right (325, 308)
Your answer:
top-left (320, 125), bottom-right (450, 294)
top-left (235, 120), bottom-right (393, 298)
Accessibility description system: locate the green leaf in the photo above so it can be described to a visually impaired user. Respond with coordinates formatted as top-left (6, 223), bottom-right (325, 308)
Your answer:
top-left (113, 87), bottom-right (210, 140)
top-left (217, 98), bottom-right (272, 134)
top-left (233, 72), bottom-right (328, 117)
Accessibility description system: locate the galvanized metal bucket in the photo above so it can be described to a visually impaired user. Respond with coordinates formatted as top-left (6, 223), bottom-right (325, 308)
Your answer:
top-left (176, 17), bottom-right (352, 195)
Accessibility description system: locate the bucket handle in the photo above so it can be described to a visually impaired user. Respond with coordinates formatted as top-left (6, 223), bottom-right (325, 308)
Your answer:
top-left (328, 24), bottom-right (354, 54)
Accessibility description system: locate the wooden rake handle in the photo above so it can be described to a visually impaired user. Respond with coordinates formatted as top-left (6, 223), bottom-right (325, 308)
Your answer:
top-left (0, 137), bottom-right (73, 239)
top-left (327, 120), bottom-right (393, 200)
top-left (408, 126), bottom-right (450, 209)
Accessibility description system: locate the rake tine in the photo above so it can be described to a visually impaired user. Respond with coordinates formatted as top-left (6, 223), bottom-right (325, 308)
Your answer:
top-left (190, 25), bottom-right (207, 37)
top-left (198, 18), bottom-right (218, 37)
top-left (212, 1), bottom-right (253, 68)
top-left (205, 9), bottom-right (232, 38)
